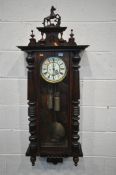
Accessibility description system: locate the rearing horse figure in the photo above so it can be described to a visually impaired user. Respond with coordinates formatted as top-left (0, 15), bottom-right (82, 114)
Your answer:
top-left (43, 6), bottom-right (61, 27)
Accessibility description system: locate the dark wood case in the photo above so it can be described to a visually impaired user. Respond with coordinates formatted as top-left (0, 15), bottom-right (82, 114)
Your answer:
top-left (18, 6), bottom-right (89, 166)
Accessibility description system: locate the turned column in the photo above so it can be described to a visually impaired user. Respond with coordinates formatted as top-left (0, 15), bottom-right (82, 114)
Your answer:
top-left (26, 52), bottom-right (38, 166)
top-left (72, 53), bottom-right (83, 166)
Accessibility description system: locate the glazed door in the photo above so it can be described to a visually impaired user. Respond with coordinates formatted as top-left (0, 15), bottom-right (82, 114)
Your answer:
top-left (36, 51), bottom-right (71, 150)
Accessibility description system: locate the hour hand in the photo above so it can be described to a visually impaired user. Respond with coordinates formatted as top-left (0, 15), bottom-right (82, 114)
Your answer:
top-left (55, 70), bottom-right (59, 75)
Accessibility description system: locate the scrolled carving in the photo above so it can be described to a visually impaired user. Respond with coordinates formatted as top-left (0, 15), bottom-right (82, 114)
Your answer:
top-left (26, 53), bottom-right (35, 66)
top-left (47, 157), bottom-right (63, 164)
top-left (72, 54), bottom-right (81, 70)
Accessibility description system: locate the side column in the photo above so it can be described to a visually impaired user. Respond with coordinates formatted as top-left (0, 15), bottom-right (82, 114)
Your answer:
top-left (72, 53), bottom-right (83, 166)
top-left (26, 52), bottom-right (37, 166)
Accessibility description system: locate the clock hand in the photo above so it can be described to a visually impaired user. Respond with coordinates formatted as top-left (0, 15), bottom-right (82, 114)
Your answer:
top-left (53, 58), bottom-right (55, 79)
top-left (53, 58), bottom-right (59, 76)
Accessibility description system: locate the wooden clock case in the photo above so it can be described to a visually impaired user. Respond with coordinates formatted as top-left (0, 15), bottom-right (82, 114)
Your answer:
top-left (18, 6), bottom-right (89, 166)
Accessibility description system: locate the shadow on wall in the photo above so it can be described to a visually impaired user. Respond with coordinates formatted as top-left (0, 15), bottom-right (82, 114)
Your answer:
top-left (80, 51), bottom-right (92, 79)
top-left (6, 155), bottom-right (104, 175)
top-left (79, 51), bottom-right (95, 157)
top-left (8, 52), bottom-right (27, 78)
top-left (17, 157), bottom-right (86, 175)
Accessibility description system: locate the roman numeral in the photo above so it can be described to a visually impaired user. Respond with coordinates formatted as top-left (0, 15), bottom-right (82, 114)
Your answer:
top-left (48, 74), bottom-right (50, 78)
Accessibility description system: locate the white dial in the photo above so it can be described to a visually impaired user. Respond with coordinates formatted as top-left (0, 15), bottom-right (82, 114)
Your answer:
top-left (41, 57), bottom-right (67, 83)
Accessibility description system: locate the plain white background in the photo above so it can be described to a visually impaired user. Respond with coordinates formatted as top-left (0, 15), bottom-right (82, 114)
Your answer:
top-left (0, 0), bottom-right (116, 174)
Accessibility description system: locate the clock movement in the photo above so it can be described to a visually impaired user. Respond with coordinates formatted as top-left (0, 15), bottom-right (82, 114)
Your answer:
top-left (18, 6), bottom-right (89, 166)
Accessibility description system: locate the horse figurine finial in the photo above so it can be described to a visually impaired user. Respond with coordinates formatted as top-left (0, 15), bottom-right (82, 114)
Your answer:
top-left (51, 6), bottom-right (56, 12)
top-left (42, 6), bottom-right (61, 27)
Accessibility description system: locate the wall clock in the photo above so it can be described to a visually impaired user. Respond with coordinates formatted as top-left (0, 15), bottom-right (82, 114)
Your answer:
top-left (18, 6), bottom-right (89, 166)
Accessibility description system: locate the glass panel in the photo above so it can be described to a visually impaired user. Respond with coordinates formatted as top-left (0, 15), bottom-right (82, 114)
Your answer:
top-left (39, 54), bottom-right (69, 148)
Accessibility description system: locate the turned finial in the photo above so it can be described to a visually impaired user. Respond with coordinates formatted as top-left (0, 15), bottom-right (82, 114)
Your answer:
top-left (70, 29), bottom-right (74, 38)
top-left (30, 30), bottom-right (34, 38)
top-left (28, 30), bottom-right (36, 46)
top-left (68, 29), bottom-right (76, 45)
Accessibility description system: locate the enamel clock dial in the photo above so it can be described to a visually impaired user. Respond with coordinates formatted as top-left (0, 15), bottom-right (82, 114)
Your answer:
top-left (41, 57), bottom-right (67, 83)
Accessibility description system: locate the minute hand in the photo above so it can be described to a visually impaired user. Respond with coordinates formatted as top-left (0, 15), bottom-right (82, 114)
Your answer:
top-left (53, 58), bottom-right (55, 79)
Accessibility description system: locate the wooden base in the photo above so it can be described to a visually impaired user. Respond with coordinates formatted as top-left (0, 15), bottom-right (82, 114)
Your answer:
top-left (26, 143), bottom-right (83, 166)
